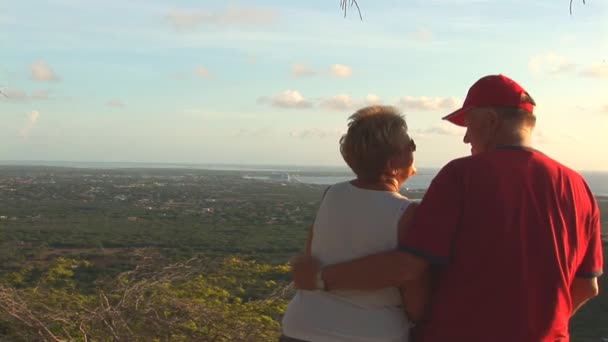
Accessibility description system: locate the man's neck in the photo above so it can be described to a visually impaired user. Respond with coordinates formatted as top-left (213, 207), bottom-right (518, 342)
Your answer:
top-left (492, 128), bottom-right (533, 149)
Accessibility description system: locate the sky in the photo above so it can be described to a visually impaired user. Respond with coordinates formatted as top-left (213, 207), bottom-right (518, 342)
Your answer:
top-left (1, 0), bottom-right (607, 171)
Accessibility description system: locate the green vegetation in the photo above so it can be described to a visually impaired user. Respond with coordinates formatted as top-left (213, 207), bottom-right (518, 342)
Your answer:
top-left (0, 166), bottom-right (323, 341)
top-left (0, 256), bottom-right (291, 341)
top-left (0, 166), bottom-right (605, 341)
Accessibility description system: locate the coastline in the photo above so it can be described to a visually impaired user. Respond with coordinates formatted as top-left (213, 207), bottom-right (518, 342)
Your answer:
top-left (0, 163), bottom-right (606, 197)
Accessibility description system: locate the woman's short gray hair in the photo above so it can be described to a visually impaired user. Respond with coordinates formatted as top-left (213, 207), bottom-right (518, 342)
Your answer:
top-left (339, 105), bottom-right (414, 181)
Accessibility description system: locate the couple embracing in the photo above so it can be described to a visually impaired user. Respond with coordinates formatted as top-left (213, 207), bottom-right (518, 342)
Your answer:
top-left (280, 75), bottom-right (603, 342)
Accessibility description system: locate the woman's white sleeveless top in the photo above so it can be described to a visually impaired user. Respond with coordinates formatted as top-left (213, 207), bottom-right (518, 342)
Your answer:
top-left (282, 181), bottom-right (412, 342)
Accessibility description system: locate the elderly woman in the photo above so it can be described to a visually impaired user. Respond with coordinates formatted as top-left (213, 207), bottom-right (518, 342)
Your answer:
top-left (280, 106), bottom-right (424, 342)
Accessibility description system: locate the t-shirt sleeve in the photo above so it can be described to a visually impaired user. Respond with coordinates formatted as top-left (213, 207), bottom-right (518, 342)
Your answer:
top-left (576, 202), bottom-right (604, 278)
top-left (399, 160), bottom-right (463, 265)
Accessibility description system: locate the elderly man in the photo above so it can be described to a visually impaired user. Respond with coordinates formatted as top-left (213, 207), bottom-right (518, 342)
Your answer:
top-left (291, 74), bottom-right (603, 342)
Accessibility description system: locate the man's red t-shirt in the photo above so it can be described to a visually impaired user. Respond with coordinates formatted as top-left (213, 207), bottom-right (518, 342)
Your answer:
top-left (401, 147), bottom-right (603, 342)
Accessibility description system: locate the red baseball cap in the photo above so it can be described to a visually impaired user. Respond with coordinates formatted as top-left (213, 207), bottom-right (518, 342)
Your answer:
top-left (442, 74), bottom-right (535, 127)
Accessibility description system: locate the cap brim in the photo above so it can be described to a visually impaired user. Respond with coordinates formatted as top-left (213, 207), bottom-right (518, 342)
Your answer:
top-left (442, 107), bottom-right (469, 127)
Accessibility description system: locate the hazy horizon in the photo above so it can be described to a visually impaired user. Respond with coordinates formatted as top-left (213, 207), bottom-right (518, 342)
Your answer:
top-left (2, 0), bottom-right (607, 171)
top-left (2, 158), bottom-right (608, 174)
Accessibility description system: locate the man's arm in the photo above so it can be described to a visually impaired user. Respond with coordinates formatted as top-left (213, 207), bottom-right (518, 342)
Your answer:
top-left (570, 277), bottom-right (599, 316)
top-left (290, 250), bottom-right (427, 291)
top-left (293, 161), bottom-right (463, 291)
top-left (322, 250), bottom-right (428, 291)
top-left (570, 198), bottom-right (603, 316)
top-left (323, 202), bottom-right (429, 290)
top-left (292, 203), bottom-right (429, 291)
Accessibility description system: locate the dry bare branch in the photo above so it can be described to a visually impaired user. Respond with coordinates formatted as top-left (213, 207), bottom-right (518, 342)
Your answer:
top-left (340, 0), bottom-right (362, 20)
top-left (0, 256), bottom-right (290, 341)
top-left (570, 0), bottom-right (587, 14)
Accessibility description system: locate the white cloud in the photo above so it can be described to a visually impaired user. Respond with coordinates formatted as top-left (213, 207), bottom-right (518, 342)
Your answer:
top-left (411, 123), bottom-right (464, 138)
top-left (365, 94), bottom-right (382, 105)
top-left (330, 64), bottom-right (353, 78)
top-left (235, 127), bottom-right (274, 137)
top-left (30, 111), bottom-right (39, 122)
top-left (196, 66), bottom-right (211, 79)
top-left (259, 92), bottom-right (458, 112)
top-left (257, 90), bottom-right (313, 109)
top-left (0, 88), bottom-right (50, 102)
top-left (602, 105), bottom-right (608, 114)
top-left (181, 108), bottom-right (245, 119)
top-left (408, 28), bottom-right (433, 43)
top-left (320, 94), bottom-right (355, 111)
top-left (166, 6), bottom-right (278, 30)
top-left (290, 128), bottom-right (344, 139)
top-left (30, 90), bottom-right (50, 100)
top-left (528, 52), bottom-right (576, 75)
top-left (19, 110), bottom-right (40, 138)
top-left (30, 60), bottom-right (60, 82)
top-left (580, 63), bottom-right (608, 79)
top-left (397, 96), bottom-right (460, 112)
top-left (107, 99), bottom-right (126, 107)
top-left (292, 63), bottom-right (315, 77)
top-left (318, 93), bottom-right (385, 111)
top-left (0, 88), bottom-right (27, 101)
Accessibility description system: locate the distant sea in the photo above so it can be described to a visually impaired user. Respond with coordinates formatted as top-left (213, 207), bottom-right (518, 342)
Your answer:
top-left (290, 170), bottom-right (608, 198)
top-left (1, 160), bottom-right (607, 197)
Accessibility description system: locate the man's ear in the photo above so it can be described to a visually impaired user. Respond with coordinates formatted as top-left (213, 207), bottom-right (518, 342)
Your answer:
top-left (486, 108), bottom-right (500, 130)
